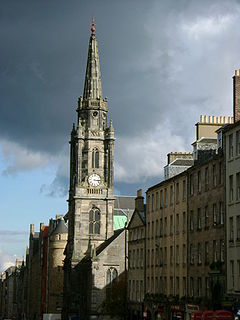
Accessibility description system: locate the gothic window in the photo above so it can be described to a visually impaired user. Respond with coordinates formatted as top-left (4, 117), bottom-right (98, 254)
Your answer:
top-left (106, 269), bottom-right (111, 285)
top-left (89, 207), bottom-right (100, 234)
top-left (106, 267), bottom-right (118, 286)
top-left (112, 268), bottom-right (118, 281)
top-left (92, 147), bottom-right (99, 168)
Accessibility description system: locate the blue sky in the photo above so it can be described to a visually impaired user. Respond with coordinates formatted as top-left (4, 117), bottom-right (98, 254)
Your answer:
top-left (1, 0), bottom-right (240, 271)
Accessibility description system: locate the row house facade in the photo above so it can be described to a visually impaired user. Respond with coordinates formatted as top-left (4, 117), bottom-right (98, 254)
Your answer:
top-left (220, 69), bottom-right (240, 299)
top-left (187, 154), bottom-right (225, 304)
top-left (27, 218), bottom-right (68, 320)
top-left (0, 217), bottom-right (68, 320)
top-left (128, 189), bottom-right (146, 319)
top-left (0, 261), bottom-right (26, 320)
top-left (146, 170), bottom-right (188, 299)
top-left (145, 112), bottom-right (230, 304)
top-left (222, 119), bottom-right (240, 298)
top-left (128, 70), bottom-right (240, 319)
top-left (143, 151), bottom-right (227, 315)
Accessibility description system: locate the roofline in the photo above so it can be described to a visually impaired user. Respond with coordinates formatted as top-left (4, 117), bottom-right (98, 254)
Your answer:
top-left (147, 152), bottom-right (223, 193)
top-left (114, 195), bottom-right (136, 198)
top-left (146, 169), bottom-right (188, 193)
top-left (219, 119), bottom-right (240, 133)
top-left (127, 208), bottom-right (146, 229)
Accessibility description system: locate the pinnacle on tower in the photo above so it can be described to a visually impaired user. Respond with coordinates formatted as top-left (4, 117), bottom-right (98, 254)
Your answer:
top-left (83, 18), bottom-right (103, 100)
top-left (91, 17), bottom-right (95, 35)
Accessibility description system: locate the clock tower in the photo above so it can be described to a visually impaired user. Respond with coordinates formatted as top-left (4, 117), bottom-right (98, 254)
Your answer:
top-left (66, 18), bottom-right (115, 265)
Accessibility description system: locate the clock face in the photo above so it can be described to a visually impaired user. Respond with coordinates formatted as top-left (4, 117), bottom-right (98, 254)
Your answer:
top-left (88, 174), bottom-right (101, 187)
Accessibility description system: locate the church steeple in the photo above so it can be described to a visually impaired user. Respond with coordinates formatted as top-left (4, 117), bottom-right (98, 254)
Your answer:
top-left (64, 22), bottom-right (116, 317)
top-left (83, 18), bottom-right (103, 100)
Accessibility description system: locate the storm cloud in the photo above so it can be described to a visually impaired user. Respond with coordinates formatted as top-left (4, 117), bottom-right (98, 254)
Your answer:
top-left (1, 0), bottom-right (240, 195)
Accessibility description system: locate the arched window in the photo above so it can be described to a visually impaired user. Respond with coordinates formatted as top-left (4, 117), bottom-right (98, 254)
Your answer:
top-left (106, 267), bottom-right (118, 285)
top-left (92, 148), bottom-right (99, 168)
top-left (89, 207), bottom-right (101, 234)
top-left (112, 268), bottom-right (118, 281)
top-left (106, 269), bottom-right (111, 285)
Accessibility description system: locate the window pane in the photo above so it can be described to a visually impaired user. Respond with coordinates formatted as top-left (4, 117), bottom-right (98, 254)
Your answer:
top-left (112, 268), bottom-right (118, 281)
top-left (95, 150), bottom-right (99, 168)
top-left (95, 209), bottom-right (100, 221)
top-left (95, 221), bottom-right (100, 234)
top-left (89, 222), bottom-right (93, 234)
top-left (89, 209), bottom-right (94, 221)
top-left (107, 269), bottom-right (111, 285)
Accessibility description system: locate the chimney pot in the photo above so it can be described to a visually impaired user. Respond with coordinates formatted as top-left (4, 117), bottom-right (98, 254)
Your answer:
top-left (233, 69), bottom-right (240, 122)
top-left (30, 224), bottom-right (34, 235)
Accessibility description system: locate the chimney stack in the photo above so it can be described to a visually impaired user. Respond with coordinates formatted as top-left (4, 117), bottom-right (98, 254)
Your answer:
top-left (30, 224), bottom-right (34, 235)
top-left (233, 69), bottom-right (240, 123)
top-left (135, 189), bottom-right (144, 212)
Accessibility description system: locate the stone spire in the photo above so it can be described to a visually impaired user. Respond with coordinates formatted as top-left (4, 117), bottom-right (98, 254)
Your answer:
top-left (83, 18), bottom-right (103, 100)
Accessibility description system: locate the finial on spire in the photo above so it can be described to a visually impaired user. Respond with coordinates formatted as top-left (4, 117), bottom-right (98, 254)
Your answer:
top-left (91, 17), bottom-right (95, 35)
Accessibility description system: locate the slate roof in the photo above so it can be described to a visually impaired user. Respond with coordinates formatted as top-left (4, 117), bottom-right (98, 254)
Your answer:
top-left (52, 218), bottom-right (68, 235)
top-left (170, 159), bottom-right (194, 166)
top-left (96, 228), bottom-right (124, 256)
top-left (114, 196), bottom-right (135, 210)
top-left (76, 228), bottom-right (125, 265)
top-left (138, 210), bottom-right (146, 223)
top-left (127, 208), bottom-right (146, 229)
top-left (192, 137), bottom-right (217, 145)
top-left (114, 209), bottom-right (127, 216)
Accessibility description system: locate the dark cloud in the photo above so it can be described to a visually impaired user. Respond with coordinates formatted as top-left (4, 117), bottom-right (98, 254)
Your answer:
top-left (1, 0), bottom-right (240, 194)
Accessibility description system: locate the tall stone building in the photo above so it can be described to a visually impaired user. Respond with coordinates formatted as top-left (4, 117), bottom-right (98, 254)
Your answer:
top-left (63, 19), bottom-right (127, 319)
top-left (144, 112), bottom-right (233, 318)
top-left (27, 217), bottom-right (68, 320)
top-left (187, 153), bottom-right (225, 304)
top-left (128, 189), bottom-right (146, 319)
top-left (218, 69), bottom-right (240, 302)
top-left (146, 169), bottom-right (188, 298)
top-left (46, 218), bottom-right (68, 314)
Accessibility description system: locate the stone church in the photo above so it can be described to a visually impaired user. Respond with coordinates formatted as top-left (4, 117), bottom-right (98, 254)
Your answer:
top-left (63, 19), bottom-right (130, 319)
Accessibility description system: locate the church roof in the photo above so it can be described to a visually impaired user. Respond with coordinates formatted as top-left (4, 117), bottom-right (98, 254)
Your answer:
top-left (113, 215), bottom-right (127, 230)
top-left (96, 228), bottom-right (124, 256)
top-left (75, 229), bottom-right (125, 266)
top-left (114, 196), bottom-right (135, 211)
